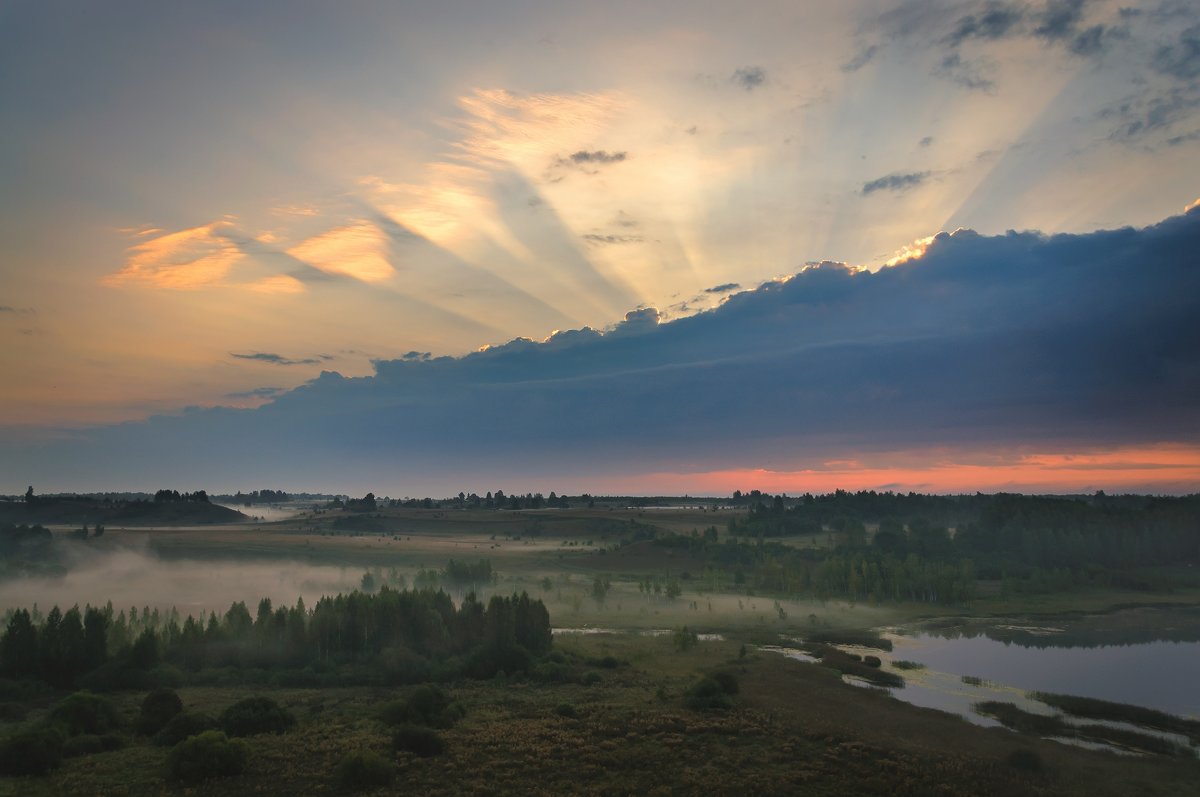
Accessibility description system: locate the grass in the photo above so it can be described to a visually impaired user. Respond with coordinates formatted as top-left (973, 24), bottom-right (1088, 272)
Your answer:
top-left (0, 636), bottom-right (1197, 795)
top-left (974, 701), bottom-right (1192, 758)
top-left (1030, 692), bottom-right (1200, 744)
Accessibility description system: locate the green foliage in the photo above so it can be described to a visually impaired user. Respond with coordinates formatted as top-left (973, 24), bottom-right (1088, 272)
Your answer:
top-left (335, 749), bottom-right (395, 790)
top-left (710, 670), bottom-right (739, 695)
top-left (62, 732), bottom-right (124, 758)
top-left (1006, 749), bottom-right (1043, 772)
top-left (554, 703), bottom-right (578, 719)
top-left (167, 730), bottom-right (249, 783)
top-left (391, 723), bottom-right (445, 757)
top-left (892, 660), bottom-right (925, 670)
top-left (48, 690), bottom-right (121, 736)
top-left (378, 685), bottom-right (464, 729)
top-left (153, 711), bottom-right (220, 747)
top-left (0, 726), bottom-right (64, 775)
top-left (220, 696), bottom-right (296, 737)
top-left (673, 625), bottom-right (698, 652)
top-left (138, 687), bottom-right (183, 735)
top-left (684, 675), bottom-right (735, 711)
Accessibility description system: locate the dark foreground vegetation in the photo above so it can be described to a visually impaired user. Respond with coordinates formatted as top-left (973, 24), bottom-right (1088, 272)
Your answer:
top-left (0, 634), bottom-right (1196, 796)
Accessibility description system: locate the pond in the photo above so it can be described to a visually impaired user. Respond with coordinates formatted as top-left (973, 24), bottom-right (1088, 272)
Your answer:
top-left (772, 607), bottom-right (1200, 756)
top-left (882, 630), bottom-right (1200, 721)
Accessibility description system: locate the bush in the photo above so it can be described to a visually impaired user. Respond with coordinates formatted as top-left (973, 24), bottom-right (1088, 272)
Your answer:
top-left (0, 726), bottom-right (64, 775)
top-left (379, 685), bottom-right (464, 729)
top-left (554, 703), bottom-right (578, 719)
top-left (49, 691), bottom-right (121, 736)
top-left (863, 656), bottom-right (882, 668)
top-left (139, 688), bottom-right (184, 735)
top-left (63, 733), bottom-right (105, 758)
top-left (335, 749), bottom-right (396, 790)
top-left (581, 671), bottom-right (602, 686)
top-left (167, 730), bottom-right (249, 783)
top-left (711, 671), bottom-right (739, 695)
top-left (0, 702), bottom-right (27, 722)
top-left (220, 696), bottom-right (295, 737)
top-left (1007, 748), bottom-right (1043, 772)
top-left (684, 676), bottom-right (734, 711)
top-left (392, 723), bottom-right (445, 757)
top-left (153, 711), bottom-right (219, 746)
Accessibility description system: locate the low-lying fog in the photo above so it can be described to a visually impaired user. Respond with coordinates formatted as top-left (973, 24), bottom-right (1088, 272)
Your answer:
top-left (0, 547), bottom-right (366, 617)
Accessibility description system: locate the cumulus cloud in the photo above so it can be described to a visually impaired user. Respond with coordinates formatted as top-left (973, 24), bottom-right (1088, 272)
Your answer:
top-left (7, 206), bottom-right (1200, 490)
top-left (731, 66), bottom-right (766, 91)
top-left (862, 171), bottom-right (931, 195)
top-left (230, 352), bottom-right (329, 366)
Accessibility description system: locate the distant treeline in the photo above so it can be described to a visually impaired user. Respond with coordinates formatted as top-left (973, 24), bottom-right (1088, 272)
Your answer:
top-left (636, 493), bottom-right (1199, 604)
top-left (0, 587), bottom-right (552, 691)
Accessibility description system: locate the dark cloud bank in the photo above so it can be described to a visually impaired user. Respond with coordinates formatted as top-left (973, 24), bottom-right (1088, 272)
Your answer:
top-left (6, 206), bottom-right (1200, 490)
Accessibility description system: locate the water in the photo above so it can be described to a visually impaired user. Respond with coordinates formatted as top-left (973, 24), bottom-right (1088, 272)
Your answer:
top-left (884, 631), bottom-right (1200, 720)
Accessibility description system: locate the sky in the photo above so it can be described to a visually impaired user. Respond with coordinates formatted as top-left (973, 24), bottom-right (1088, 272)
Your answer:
top-left (1, 0), bottom-right (1198, 496)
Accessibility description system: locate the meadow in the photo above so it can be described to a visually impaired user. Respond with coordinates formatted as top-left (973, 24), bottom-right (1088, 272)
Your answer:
top-left (1, 496), bottom-right (1198, 794)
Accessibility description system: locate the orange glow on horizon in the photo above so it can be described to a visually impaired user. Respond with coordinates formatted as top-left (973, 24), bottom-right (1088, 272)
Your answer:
top-left (595, 445), bottom-right (1200, 496)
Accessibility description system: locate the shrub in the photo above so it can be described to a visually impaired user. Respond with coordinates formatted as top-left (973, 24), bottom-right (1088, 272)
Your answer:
top-left (167, 730), bottom-right (249, 783)
top-left (392, 723), bottom-right (445, 757)
top-left (554, 703), bottom-right (578, 719)
top-left (1007, 749), bottom-right (1043, 772)
top-left (220, 696), bottom-right (295, 737)
top-left (711, 671), bottom-right (739, 695)
top-left (139, 688), bottom-right (184, 735)
top-left (153, 711), bottom-right (219, 746)
top-left (0, 726), bottom-right (64, 775)
top-left (863, 656), bottom-right (882, 668)
top-left (581, 671), bottom-right (602, 686)
top-left (378, 685), bottom-right (464, 729)
top-left (684, 676), bottom-right (734, 711)
top-left (0, 702), bottom-right (27, 722)
top-left (892, 660), bottom-right (925, 670)
top-left (335, 749), bottom-right (396, 790)
top-left (63, 733), bottom-right (105, 758)
top-left (49, 691), bottom-right (121, 736)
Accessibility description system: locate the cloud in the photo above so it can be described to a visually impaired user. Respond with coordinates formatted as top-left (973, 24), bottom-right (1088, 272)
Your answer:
top-left (1152, 24), bottom-right (1200, 81)
top-left (704, 283), bottom-right (742, 294)
top-left (934, 52), bottom-right (995, 91)
top-left (731, 66), bottom-right (766, 91)
top-left (861, 171), bottom-right (932, 195)
top-left (9, 206), bottom-right (1200, 491)
top-left (841, 45), bottom-right (878, 73)
top-left (582, 233), bottom-right (644, 246)
top-left (106, 220), bottom-right (244, 290)
top-left (225, 387), bottom-right (286, 400)
top-left (230, 352), bottom-right (329, 366)
top-left (567, 150), bottom-right (627, 165)
top-left (1033, 0), bottom-right (1088, 42)
top-left (944, 2), bottom-right (1025, 47)
top-left (286, 220), bottom-right (395, 283)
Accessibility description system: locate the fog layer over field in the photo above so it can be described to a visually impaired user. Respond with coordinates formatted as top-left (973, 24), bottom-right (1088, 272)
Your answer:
top-left (0, 547), bottom-right (363, 617)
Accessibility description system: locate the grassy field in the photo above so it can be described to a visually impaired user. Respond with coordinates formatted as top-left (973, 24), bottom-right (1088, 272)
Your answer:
top-left (2, 634), bottom-right (1196, 796)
